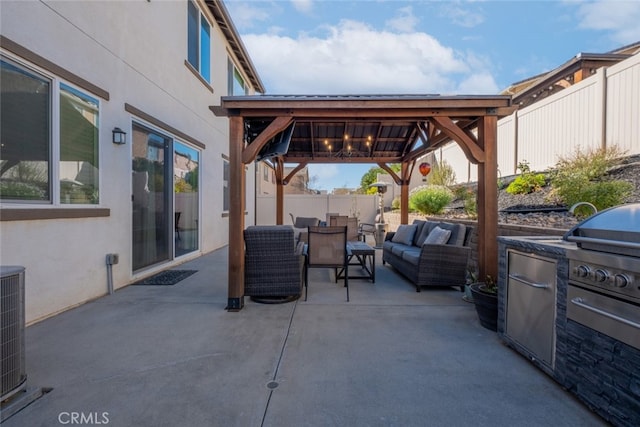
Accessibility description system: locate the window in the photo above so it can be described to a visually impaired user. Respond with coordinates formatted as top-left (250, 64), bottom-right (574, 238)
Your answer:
top-left (187, 0), bottom-right (211, 83)
top-left (228, 60), bottom-right (247, 95)
top-left (223, 158), bottom-right (229, 212)
top-left (1, 57), bottom-right (100, 204)
top-left (263, 163), bottom-right (269, 181)
top-left (60, 84), bottom-right (99, 204)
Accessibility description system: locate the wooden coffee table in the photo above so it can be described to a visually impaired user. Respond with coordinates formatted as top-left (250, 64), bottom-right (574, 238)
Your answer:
top-left (337, 241), bottom-right (376, 283)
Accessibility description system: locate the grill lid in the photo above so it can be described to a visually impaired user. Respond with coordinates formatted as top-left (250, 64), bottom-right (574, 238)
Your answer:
top-left (563, 203), bottom-right (640, 257)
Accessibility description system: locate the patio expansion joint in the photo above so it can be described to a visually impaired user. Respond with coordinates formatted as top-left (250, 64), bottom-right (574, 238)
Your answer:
top-left (260, 300), bottom-right (298, 427)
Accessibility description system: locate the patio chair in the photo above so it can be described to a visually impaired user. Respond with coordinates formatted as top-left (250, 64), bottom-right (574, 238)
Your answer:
top-left (330, 215), bottom-right (363, 242)
top-left (244, 225), bottom-right (305, 303)
top-left (305, 226), bottom-right (349, 302)
top-left (289, 214), bottom-right (321, 242)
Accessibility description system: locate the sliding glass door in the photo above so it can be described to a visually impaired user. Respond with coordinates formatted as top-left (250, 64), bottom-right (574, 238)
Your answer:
top-left (132, 124), bottom-right (171, 271)
top-left (132, 124), bottom-right (200, 272)
top-left (174, 141), bottom-right (199, 257)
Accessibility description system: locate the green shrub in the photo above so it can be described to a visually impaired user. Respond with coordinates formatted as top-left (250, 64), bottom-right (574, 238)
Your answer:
top-left (506, 174), bottom-right (546, 194)
top-left (391, 196), bottom-right (400, 210)
top-left (429, 161), bottom-right (456, 187)
top-left (506, 161), bottom-right (546, 195)
top-left (550, 146), bottom-right (632, 216)
top-left (554, 145), bottom-right (626, 181)
top-left (409, 185), bottom-right (453, 215)
top-left (551, 178), bottom-right (633, 216)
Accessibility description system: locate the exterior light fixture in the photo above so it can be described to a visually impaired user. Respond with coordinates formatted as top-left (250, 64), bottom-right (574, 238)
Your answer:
top-left (112, 127), bottom-right (127, 145)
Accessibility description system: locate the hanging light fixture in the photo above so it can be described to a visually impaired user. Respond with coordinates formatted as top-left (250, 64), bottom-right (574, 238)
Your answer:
top-left (323, 133), bottom-right (373, 158)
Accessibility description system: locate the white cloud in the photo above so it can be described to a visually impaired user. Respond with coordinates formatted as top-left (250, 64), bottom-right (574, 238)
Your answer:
top-left (241, 19), bottom-right (497, 95)
top-left (224, 2), bottom-right (272, 30)
top-left (291, 0), bottom-right (314, 14)
top-left (385, 6), bottom-right (419, 33)
top-left (576, 0), bottom-right (640, 44)
top-left (308, 164), bottom-right (339, 187)
top-left (440, 3), bottom-right (485, 28)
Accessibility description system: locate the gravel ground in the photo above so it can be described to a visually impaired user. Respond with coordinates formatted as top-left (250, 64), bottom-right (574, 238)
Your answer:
top-left (435, 154), bottom-right (640, 230)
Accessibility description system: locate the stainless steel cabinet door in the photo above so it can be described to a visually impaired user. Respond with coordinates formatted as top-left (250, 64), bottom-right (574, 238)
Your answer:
top-left (506, 251), bottom-right (557, 367)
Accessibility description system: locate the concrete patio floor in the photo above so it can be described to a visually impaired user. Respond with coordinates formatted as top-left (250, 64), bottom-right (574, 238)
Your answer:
top-left (4, 246), bottom-right (605, 427)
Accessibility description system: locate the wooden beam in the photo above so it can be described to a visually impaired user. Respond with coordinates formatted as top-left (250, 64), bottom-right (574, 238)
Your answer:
top-left (400, 161), bottom-right (413, 225)
top-left (274, 159), bottom-right (285, 225)
top-left (430, 116), bottom-right (485, 164)
top-left (241, 116), bottom-right (294, 164)
top-left (227, 116), bottom-right (245, 311)
top-left (283, 162), bottom-right (309, 185)
top-left (283, 156), bottom-right (403, 164)
top-left (377, 163), bottom-right (401, 185)
top-left (476, 116), bottom-right (499, 281)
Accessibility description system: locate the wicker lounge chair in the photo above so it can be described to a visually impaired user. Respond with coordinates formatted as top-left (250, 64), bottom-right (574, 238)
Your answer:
top-left (244, 225), bottom-right (305, 302)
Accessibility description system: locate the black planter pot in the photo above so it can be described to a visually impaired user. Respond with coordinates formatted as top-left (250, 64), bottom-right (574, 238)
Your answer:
top-left (470, 283), bottom-right (498, 332)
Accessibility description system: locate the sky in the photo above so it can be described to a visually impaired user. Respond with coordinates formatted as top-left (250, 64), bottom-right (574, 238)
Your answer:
top-left (224, 0), bottom-right (640, 192)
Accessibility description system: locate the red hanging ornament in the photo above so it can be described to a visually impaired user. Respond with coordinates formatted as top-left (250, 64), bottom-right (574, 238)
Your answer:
top-left (419, 162), bottom-right (431, 182)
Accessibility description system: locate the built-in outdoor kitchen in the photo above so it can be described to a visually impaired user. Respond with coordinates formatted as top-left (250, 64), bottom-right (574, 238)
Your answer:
top-left (497, 203), bottom-right (640, 427)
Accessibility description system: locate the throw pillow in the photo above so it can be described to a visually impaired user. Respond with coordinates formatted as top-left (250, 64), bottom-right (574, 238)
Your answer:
top-left (391, 224), bottom-right (417, 246)
top-left (424, 226), bottom-right (452, 245)
top-left (415, 222), bottom-right (435, 246)
top-left (437, 222), bottom-right (466, 246)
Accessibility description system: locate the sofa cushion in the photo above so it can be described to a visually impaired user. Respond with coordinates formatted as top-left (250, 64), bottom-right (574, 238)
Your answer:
top-left (424, 226), bottom-right (452, 245)
top-left (391, 224), bottom-right (417, 246)
top-left (401, 248), bottom-right (421, 265)
top-left (411, 220), bottom-right (426, 246)
top-left (437, 222), bottom-right (466, 246)
top-left (415, 221), bottom-right (437, 246)
top-left (391, 244), bottom-right (407, 257)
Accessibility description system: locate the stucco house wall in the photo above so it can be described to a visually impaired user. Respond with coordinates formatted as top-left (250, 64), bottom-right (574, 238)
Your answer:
top-left (0, 0), bottom-right (259, 324)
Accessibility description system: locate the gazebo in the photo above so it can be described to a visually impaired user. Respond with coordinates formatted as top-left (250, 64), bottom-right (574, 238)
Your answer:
top-left (212, 95), bottom-right (516, 310)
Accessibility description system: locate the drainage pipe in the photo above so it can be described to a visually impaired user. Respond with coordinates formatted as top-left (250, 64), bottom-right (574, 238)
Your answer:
top-left (105, 253), bottom-right (119, 295)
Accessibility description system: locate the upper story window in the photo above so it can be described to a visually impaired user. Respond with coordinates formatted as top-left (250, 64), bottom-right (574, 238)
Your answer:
top-left (228, 60), bottom-right (248, 95)
top-left (1, 56), bottom-right (100, 204)
top-left (187, 0), bottom-right (211, 83)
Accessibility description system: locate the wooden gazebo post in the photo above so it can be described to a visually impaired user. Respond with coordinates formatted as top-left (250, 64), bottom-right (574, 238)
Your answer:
top-left (227, 116), bottom-right (246, 311)
top-left (476, 116), bottom-right (499, 280)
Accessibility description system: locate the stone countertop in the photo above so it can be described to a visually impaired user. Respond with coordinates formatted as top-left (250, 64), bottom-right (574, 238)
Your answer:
top-left (497, 235), bottom-right (579, 257)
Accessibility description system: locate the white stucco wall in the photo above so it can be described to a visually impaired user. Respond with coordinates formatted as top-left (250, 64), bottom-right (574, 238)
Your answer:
top-left (0, 0), bottom-right (256, 323)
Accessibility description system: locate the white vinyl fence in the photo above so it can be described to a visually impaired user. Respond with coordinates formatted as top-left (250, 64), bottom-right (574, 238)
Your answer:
top-left (256, 193), bottom-right (388, 226)
top-left (439, 52), bottom-right (640, 181)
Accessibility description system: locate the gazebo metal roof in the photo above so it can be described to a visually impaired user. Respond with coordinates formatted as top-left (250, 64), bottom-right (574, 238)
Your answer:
top-left (212, 94), bottom-right (516, 310)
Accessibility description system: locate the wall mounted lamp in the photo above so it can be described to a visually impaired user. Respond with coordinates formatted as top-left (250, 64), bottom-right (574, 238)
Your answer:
top-left (112, 127), bottom-right (127, 145)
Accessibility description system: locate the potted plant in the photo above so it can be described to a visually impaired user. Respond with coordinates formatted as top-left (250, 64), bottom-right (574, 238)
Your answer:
top-left (469, 272), bottom-right (498, 332)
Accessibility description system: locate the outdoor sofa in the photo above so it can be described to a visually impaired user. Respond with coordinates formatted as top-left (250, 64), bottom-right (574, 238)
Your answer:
top-left (382, 219), bottom-right (473, 292)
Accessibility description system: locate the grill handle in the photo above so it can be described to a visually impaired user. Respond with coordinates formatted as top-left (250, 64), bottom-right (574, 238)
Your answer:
top-left (565, 235), bottom-right (640, 250)
top-left (508, 273), bottom-right (549, 289)
top-left (571, 297), bottom-right (640, 330)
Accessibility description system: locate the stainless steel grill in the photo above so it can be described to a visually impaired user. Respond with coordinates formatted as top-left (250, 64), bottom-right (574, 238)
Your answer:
top-left (563, 203), bottom-right (640, 350)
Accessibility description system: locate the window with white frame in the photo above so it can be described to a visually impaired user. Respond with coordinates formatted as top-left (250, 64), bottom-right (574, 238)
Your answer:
top-left (228, 60), bottom-right (248, 95)
top-left (1, 56), bottom-right (100, 204)
top-left (187, 0), bottom-right (211, 83)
